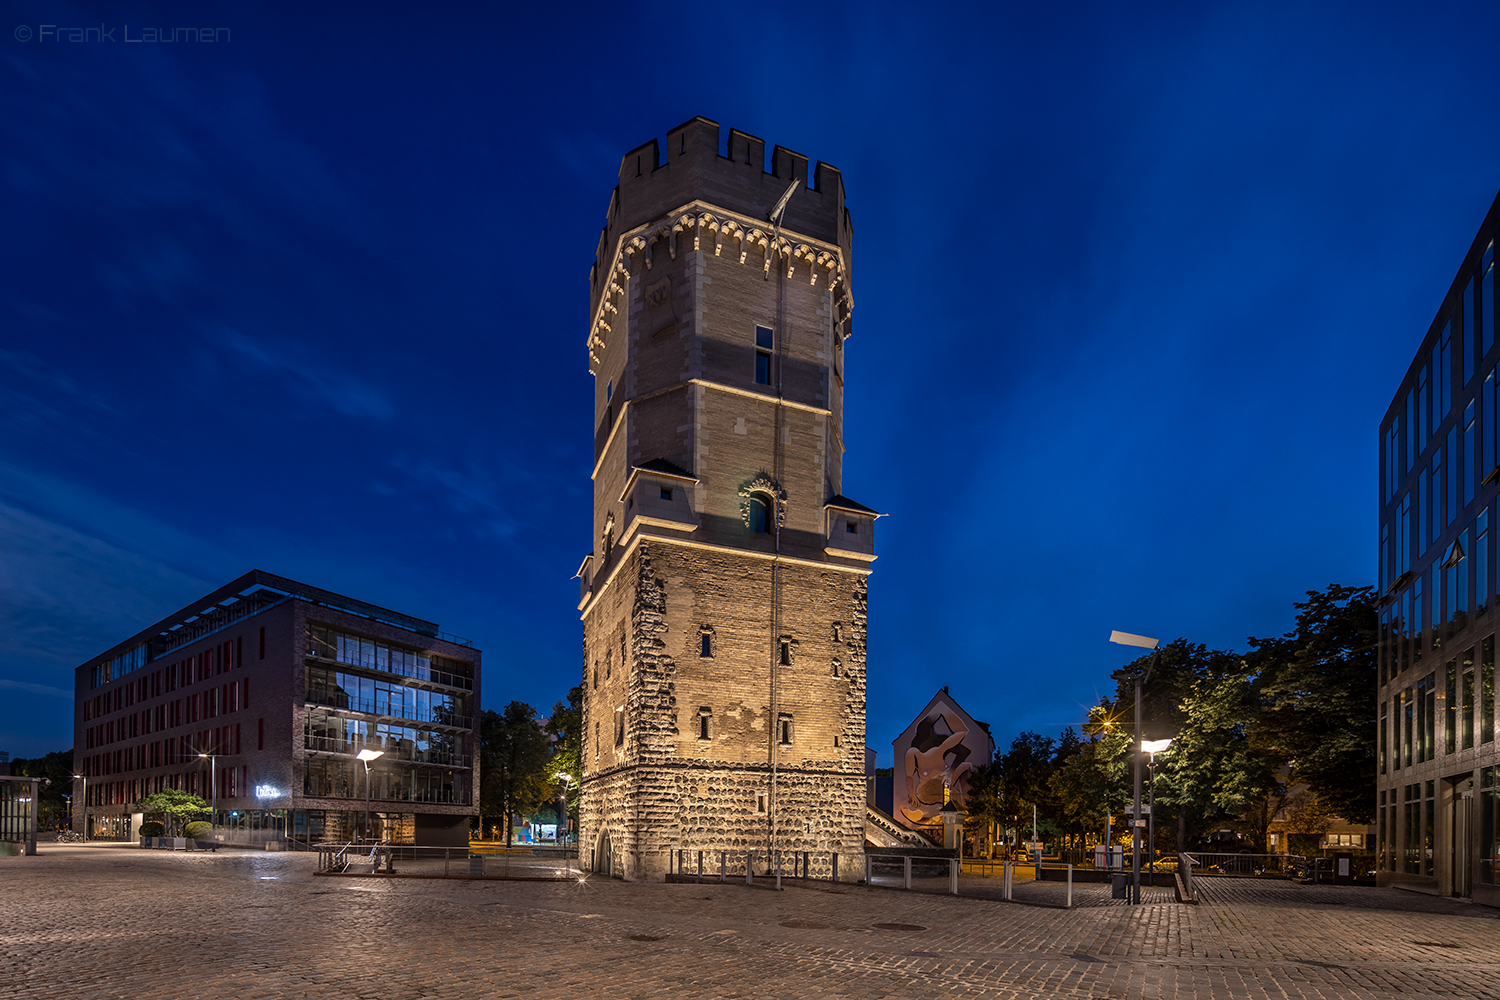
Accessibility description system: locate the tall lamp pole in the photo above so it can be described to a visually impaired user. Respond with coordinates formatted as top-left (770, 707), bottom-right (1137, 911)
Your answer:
top-left (72, 774), bottom-right (87, 841)
top-left (1110, 630), bottom-right (1161, 905)
top-left (357, 749), bottom-right (384, 842)
top-left (557, 773), bottom-right (572, 845)
top-left (197, 753), bottom-right (216, 832)
top-left (1141, 739), bottom-right (1173, 887)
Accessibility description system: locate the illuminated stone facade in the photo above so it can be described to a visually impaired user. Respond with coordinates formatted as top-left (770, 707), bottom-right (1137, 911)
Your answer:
top-left (576, 117), bottom-right (876, 881)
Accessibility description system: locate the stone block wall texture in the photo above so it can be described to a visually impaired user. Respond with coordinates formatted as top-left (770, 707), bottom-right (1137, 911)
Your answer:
top-left (578, 119), bottom-right (871, 882)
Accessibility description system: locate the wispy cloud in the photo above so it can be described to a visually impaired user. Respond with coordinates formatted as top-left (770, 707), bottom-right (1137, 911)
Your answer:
top-left (0, 678), bottom-right (72, 699)
top-left (208, 325), bottom-right (394, 421)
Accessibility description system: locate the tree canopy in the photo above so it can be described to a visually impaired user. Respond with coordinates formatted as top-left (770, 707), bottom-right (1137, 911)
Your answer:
top-left (965, 583), bottom-right (1377, 854)
top-left (134, 789), bottom-right (210, 836)
top-left (479, 701), bottom-right (553, 843)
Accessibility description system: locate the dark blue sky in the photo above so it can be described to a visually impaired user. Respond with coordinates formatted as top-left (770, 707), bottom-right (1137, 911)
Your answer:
top-left (3, 1), bottom-right (1498, 762)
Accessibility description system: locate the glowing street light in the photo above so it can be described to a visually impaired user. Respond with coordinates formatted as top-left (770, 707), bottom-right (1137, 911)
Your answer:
top-left (71, 774), bottom-right (87, 841)
top-left (198, 753), bottom-right (217, 836)
top-left (1141, 738), bottom-right (1173, 885)
top-left (356, 749), bottom-right (384, 841)
top-left (1109, 630), bottom-right (1161, 905)
top-left (556, 772), bottom-right (573, 846)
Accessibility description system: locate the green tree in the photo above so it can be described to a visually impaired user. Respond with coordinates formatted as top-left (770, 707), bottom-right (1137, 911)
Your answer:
top-left (479, 701), bottom-right (552, 844)
top-left (134, 789), bottom-right (210, 836)
top-left (1158, 668), bottom-right (1285, 852)
top-left (1246, 584), bottom-right (1378, 824)
top-left (1051, 730), bottom-right (1132, 845)
top-left (10, 749), bottom-right (74, 830)
top-left (995, 731), bottom-right (1058, 841)
top-left (1103, 640), bottom-right (1261, 851)
top-left (545, 686), bottom-right (583, 838)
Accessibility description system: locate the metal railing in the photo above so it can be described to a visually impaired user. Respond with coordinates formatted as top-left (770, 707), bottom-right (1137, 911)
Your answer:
top-left (667, 848), bottom-right (850, 887)
top-left (302, 734), bottom-right (471, 768)
top-left (1178, 852), bottom-right (1196, 900)
top-left (1182, 852), bottom-right (1303, 878)
top-left (302, 692), bottom-right (470, 731)
top-left (315, 841), bottom-right (579, 879)
top-left (864, 853), bottom-right (1075, 906)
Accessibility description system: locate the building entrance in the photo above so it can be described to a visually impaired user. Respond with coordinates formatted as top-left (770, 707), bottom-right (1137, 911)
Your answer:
top-left (1449, 774), bottom-right (1475, 898)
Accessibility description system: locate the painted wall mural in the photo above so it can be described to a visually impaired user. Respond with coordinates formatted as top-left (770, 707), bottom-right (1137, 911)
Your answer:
top-left (891, 689), bottom-right (993, 832)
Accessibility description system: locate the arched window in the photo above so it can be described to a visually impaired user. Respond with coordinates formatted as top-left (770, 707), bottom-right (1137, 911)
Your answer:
top-left (748, 494), bottom-right (770, 534)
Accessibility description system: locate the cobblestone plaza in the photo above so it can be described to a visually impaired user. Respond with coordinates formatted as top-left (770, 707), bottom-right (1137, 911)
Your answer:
top-left (4, 848), bottom-right (1499, 998)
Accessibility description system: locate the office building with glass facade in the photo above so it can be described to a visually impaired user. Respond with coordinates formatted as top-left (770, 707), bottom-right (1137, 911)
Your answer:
top-left (1377, 189), bottom-right (1500, 905)
top-left (72, 570), bottom-right (479, 847)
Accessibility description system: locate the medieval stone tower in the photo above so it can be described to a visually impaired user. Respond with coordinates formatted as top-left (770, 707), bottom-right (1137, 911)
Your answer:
top-left (575, 117), bottom-right (877, 882)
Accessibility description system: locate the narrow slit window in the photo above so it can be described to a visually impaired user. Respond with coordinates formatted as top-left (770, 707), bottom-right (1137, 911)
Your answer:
top-left (755, 326), bottom-right (773, 385)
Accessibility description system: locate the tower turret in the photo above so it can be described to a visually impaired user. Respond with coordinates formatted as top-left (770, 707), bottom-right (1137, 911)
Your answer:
top-left (576, 117), bottom-right (877, 881)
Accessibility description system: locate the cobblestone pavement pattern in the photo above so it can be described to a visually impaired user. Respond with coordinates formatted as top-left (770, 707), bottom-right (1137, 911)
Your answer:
top-left (3, 846), bottom-right (1499, 999)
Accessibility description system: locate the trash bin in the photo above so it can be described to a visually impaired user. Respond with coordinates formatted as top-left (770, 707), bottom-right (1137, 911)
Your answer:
top-left (1333, 852), bottom-right (1354, 885)
top-left (1111, 874), bottom-right (1128, 899)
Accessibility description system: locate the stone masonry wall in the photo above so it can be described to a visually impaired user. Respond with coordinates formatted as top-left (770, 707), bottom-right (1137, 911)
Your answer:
top-left (579, 540), bottom-right (867, 881)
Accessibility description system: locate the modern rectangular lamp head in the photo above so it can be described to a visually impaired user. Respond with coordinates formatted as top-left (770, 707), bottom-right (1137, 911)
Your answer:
top-left (1109, 630), bottom-right (1159, 649)
top-left (1141, 738), bottom-right (1173, 754)
top-left (356, 749), bottom-right (384, 762)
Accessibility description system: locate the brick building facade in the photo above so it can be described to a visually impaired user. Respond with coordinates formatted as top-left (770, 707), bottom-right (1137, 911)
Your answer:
top-left (576, 117), bottom-right (876, 881)
top-left (74, 571), bottom-right (478, 847)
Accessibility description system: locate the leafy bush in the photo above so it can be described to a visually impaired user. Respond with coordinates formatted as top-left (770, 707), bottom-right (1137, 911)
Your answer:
top-left (184, 821), bottom-right (213, 840)
top-left (139, 821), bottom-right (165, 838)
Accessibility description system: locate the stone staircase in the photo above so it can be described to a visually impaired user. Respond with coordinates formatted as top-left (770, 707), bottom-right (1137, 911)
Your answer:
top-left (865, 805), bottom-right (937, 848)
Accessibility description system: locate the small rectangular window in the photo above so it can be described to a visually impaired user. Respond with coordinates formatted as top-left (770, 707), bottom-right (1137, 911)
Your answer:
top-left (700, 632), bottom-right (713, 658)
top-left (259, 627), bottom-right (265, 660)
top-left (614, 706), bottom-right (625, 746)
top-left (697, 710), bottom-right (711, 741)
top-left (755, 352), bottom-right (771, 385)
top-left (778, 714), bottom-right (793, 745)
top-left (660, 486), bottom-right (672, 500)
top-left (755, 326), bottom-right (773, 350)
top-left (779, 640), bottom-right (791, 665)
top-left (846, 520), bottom-right (857, 534)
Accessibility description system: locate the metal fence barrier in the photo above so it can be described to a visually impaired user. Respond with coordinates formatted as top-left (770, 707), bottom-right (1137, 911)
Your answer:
top-left (314, 841), bottom-right (580, 879)
top-left (668, 848), bottom-right (848, 887)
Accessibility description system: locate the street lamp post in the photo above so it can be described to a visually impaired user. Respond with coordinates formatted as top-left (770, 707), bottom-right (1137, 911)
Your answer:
top-left (198, 753), bottom-right (216, 834)
top-left (1141, 738), bottom-right (1173, 886)
top-left (71, 774), bottom-right (87, 841)
top-left (1110, 630), bottom-right (1161, 905)
top-left (356, 749), bottom-right (384, 842)
top-left (557, 773), bottom-right (572, 845)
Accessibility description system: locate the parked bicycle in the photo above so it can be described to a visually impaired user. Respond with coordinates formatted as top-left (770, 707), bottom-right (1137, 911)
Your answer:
top-left (56, 829), bottom-right (85, 844)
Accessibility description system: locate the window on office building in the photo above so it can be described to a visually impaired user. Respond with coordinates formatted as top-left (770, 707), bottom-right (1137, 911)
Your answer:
top-left (1447, 660), bottom-right (1459, 755)
top-left (1463, 648), bottom-right (1476, 750)
top-left (1380, 701), bottom-right (1388, 774)
top-left (1481, 766), bottom-right (1498, 885)
top-left (1466, 278), bottom-right (1477, 385)
top-left (1466, 401), bottom-right (1477, 507)
top-left (1449, 426), bottom-right (1460, 526)
top-left (1484, 636), bottom-right (1496, 745)
top-left (1478, 510), bottom-right (1490, 616)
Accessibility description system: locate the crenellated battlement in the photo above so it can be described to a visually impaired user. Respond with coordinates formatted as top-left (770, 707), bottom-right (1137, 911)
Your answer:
top-left (589, 117), bottom-right (852, 324)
